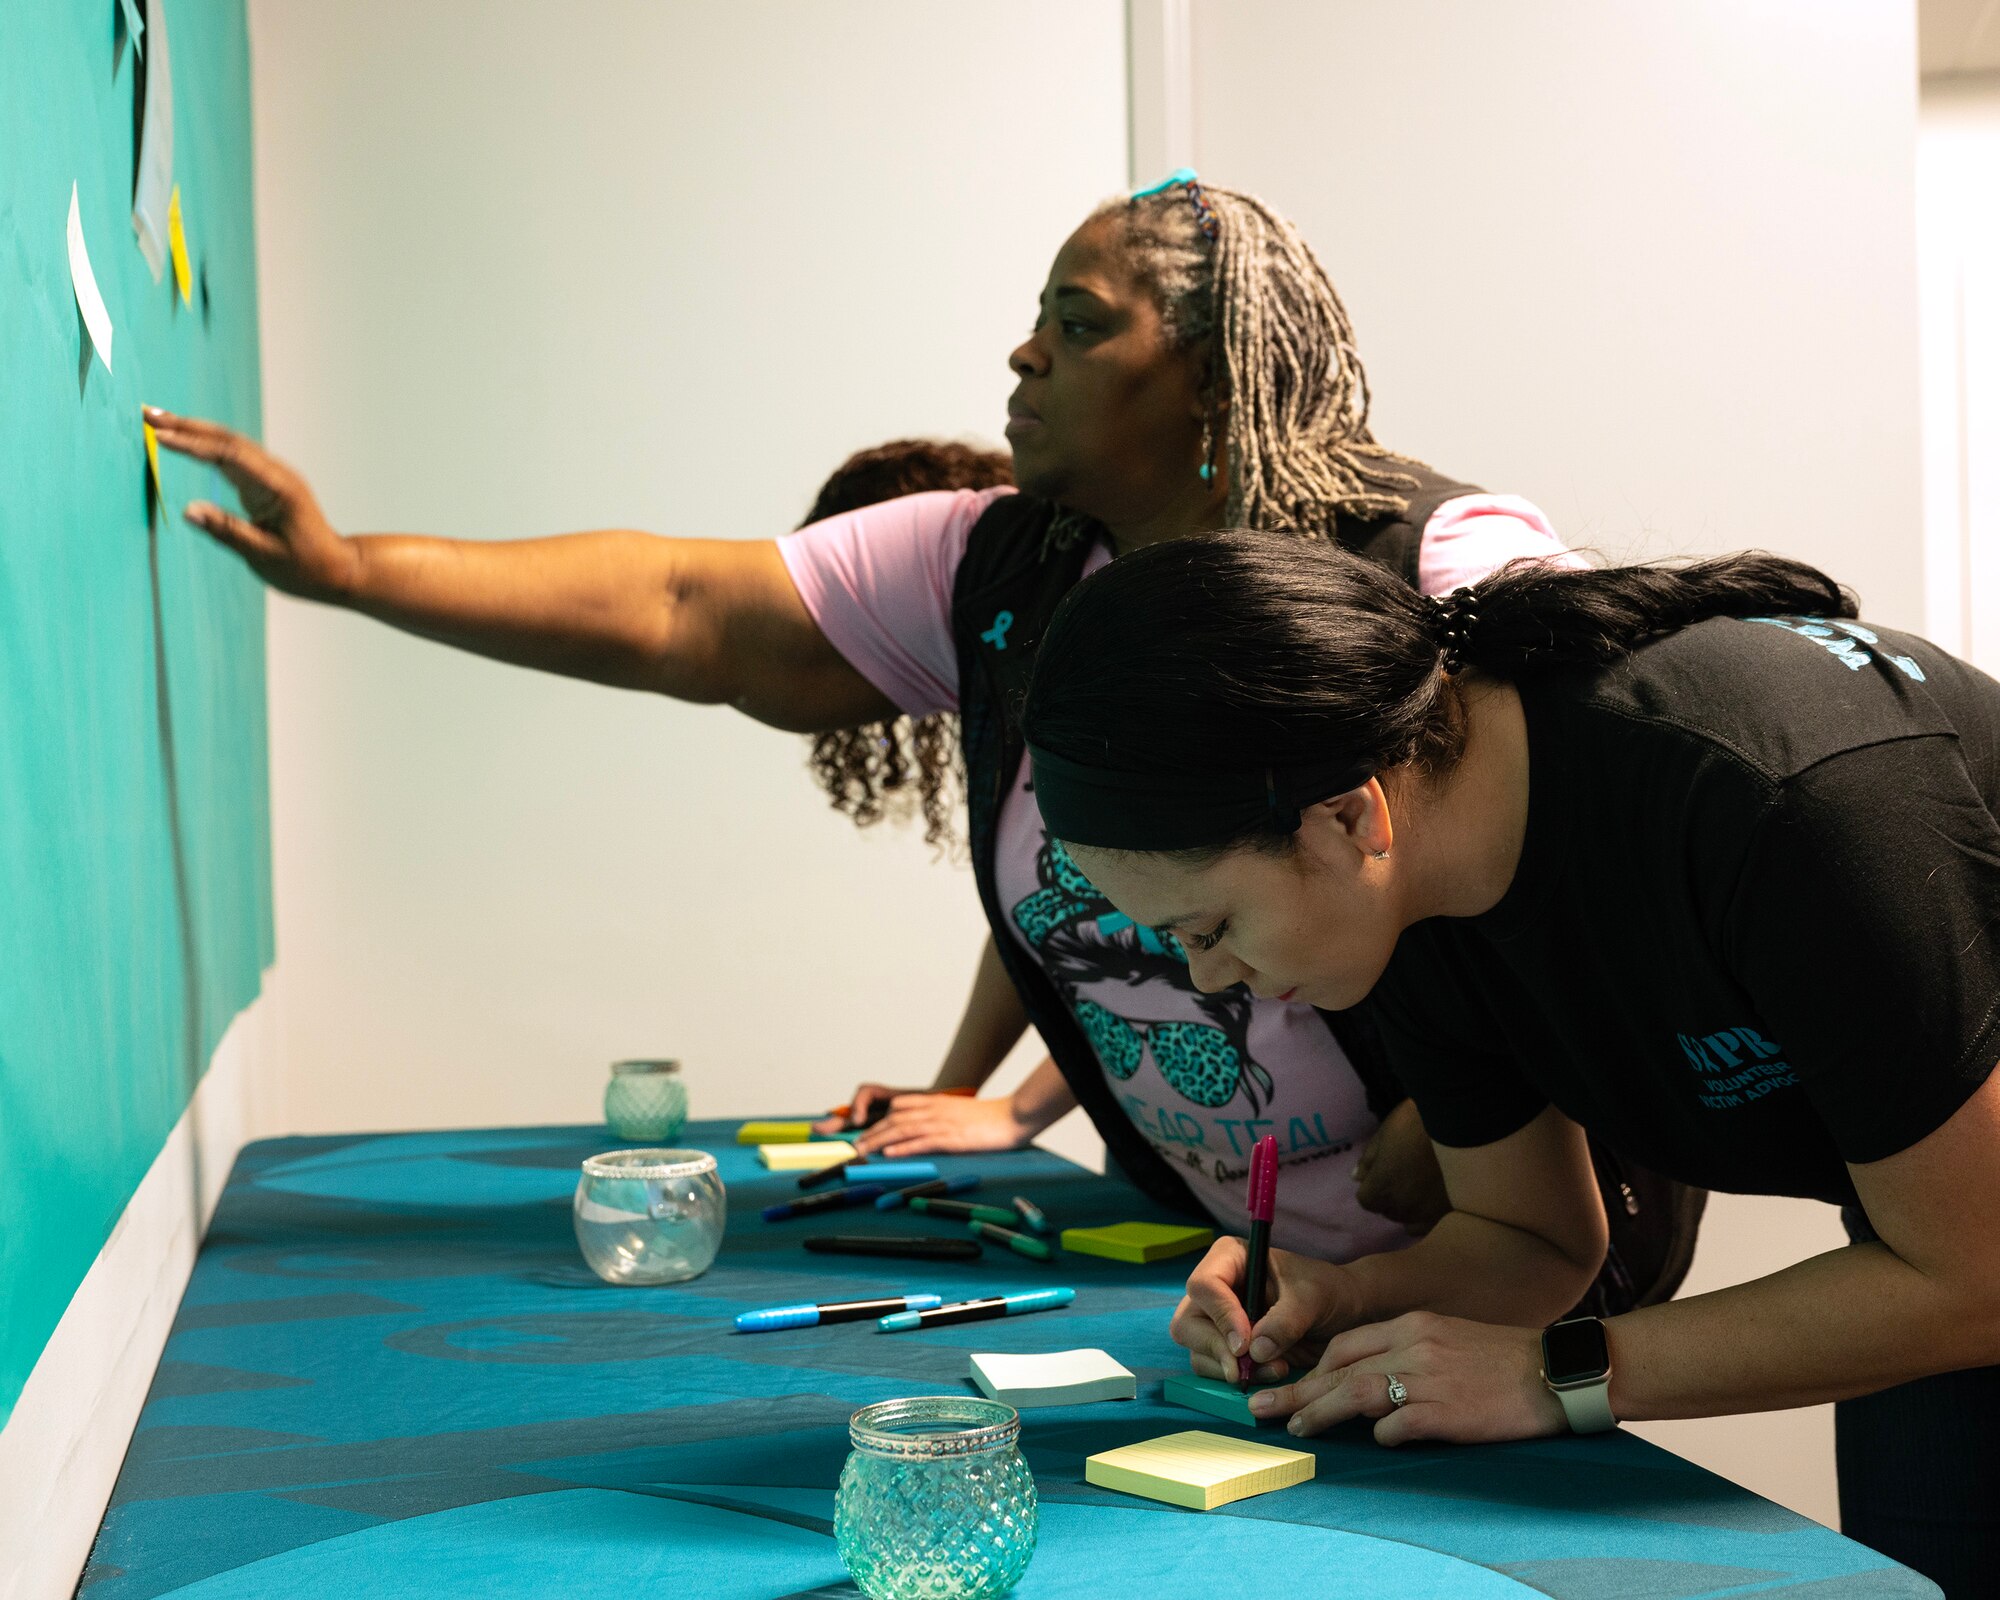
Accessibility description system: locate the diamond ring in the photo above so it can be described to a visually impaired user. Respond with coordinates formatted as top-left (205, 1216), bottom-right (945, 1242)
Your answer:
top-left (1385, 1374), bottom-right (1409, 1408)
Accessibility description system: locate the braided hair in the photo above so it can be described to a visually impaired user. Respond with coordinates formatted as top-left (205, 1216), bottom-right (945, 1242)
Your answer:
top-left (1049, 179), bottom-right (1425, 551)
top-left (801, 439), bottom-right (1013, 850)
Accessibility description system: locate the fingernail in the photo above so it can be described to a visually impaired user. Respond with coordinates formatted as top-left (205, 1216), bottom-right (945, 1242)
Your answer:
top-left (1249, 1391), bottom-right (1274, 1413)
top-left (1227, 1331), bottom-right (1245, 1356)
top-left (142, 405), bottom-right (163, 418)
top-left (1249, 1338), bottom-right (1274, 1363)
top-left (1287, 1417), bottom-right (1304, 1435)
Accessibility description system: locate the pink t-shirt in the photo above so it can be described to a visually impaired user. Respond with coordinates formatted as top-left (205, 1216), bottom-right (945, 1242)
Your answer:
top-left (779, 487), bottom-right (1581, 1261)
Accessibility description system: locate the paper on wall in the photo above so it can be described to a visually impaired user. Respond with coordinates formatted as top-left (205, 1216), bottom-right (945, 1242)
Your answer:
top-left (119, 0), bottom-right (144, 61)
top-left (168, 186), bottom-right (192, 305)
top-left (67, 185), bottom-right (115, 374)
top-left (132, 0), bottom-right (173, 283)
top-left (144, 419), bottom-right (164, 501)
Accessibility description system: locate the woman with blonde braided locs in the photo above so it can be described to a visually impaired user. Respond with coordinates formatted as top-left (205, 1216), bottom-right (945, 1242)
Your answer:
top-left (146, 169), bottom-right (1697, 1308)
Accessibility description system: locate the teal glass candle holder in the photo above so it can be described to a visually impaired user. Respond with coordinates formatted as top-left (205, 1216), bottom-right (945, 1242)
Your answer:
top-left (604, 1058), bottom-right (687, 1140)
top-left (572, 1149), bottom-right (723, 1285)
top-left (834, 1396), bottom-right (1037, 1600)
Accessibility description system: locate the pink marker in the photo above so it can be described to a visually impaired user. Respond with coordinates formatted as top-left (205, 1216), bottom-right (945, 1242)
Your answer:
top-left (1239, 1135), bottom-right (1279, 1385)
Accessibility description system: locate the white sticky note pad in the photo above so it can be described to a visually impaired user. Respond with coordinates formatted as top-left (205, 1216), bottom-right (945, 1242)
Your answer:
top-left (67, 185), bottom-right (114, 373)
top-left (969, 1348), bottom-right (1135, 1408)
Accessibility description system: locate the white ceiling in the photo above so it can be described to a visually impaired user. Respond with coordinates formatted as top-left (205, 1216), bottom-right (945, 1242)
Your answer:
top-left (1921, 0), bottom-right (2000, 75)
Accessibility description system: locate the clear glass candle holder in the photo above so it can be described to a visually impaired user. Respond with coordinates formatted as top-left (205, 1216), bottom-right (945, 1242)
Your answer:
top-left (604, 1058), bottom-right (687, 1140)
top-left (835, 1396), bottom-right (1037, 1600)
top-left (572, 1148), bottom-right (723, 1285)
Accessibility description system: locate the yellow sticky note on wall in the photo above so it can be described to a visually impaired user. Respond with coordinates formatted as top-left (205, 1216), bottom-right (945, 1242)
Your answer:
top-left (168, 186), bottom-right (192, 306)
top-left (143, 418), bottom-right (163, 501)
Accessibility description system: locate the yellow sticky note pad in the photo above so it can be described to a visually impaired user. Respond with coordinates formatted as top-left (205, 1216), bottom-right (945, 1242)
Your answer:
top-left (1085, 1429), bottom-right (1313, 1511)
top-left (1060, 1222), bottom-right (1213, 1264)
top-left (737, 1120), bottom-right (815, 1145)
top-left (757, 1141), bottom-right (855, 1171)
top-left (168, 185), bottom-right (192, 306)
top-left (143, 419), bottom-right (163, 500)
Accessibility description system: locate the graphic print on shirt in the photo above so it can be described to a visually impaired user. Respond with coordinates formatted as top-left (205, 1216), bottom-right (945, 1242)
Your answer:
top-left (1750, 616), bottom-right (1927, 681)
top-left (1678, 1025), bottom-right (1799, 1109)
top-left (1012, 836), bottom-right (1276, 1118)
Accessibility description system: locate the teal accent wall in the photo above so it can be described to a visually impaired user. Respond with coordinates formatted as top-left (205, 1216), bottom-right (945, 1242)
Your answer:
top-left (0, 1), bottom-right (271, 1427)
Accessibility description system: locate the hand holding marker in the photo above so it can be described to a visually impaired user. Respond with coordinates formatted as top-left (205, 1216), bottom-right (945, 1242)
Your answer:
top-left (1240, 1135), bottom-right (1278, 1385)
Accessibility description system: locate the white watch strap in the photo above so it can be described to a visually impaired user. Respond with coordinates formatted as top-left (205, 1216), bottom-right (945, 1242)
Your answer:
top-left (1552, 1378), bottom-right (1616, 1434)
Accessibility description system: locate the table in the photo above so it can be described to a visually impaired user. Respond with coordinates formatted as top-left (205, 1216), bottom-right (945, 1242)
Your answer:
top-left (81, 1122), bottom-right (1936, 1598)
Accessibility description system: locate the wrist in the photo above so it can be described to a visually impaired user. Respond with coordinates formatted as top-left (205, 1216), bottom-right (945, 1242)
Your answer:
top-left (330, 532), bottom-right (373, 606)
top-left (1540, 1315), bottom-right (1616, 1434)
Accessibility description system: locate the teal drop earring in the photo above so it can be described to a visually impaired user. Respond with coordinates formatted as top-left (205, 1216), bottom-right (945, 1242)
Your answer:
top-left (1198, 415), bottom-right (1215, 483)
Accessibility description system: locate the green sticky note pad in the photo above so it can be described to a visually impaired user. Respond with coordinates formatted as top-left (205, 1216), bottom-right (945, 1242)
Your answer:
top-left (1059, 1222), bottom-right (1214, 1264)
top-left (1163, 1372), bottom-right (1286, 1428)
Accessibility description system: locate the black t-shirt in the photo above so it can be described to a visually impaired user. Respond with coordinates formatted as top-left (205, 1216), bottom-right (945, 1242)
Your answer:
top-left (1374, 613), bottom-right (2000, 1205)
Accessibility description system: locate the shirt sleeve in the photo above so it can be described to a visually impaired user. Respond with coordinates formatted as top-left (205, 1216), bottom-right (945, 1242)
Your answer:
top-left (775, 486), bottom-right (1014, 717)
top-left (1369, 925), bottom-right (1552, 1148)
top-left (1417, 493), bottom-right (1590, 598)
top-left (1726, 737), bottom-right (2000, 1165)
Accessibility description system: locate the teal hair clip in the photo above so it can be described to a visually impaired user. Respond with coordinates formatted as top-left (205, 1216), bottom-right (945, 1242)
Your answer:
top-left (1130, 165), bottom-right (1199, 199)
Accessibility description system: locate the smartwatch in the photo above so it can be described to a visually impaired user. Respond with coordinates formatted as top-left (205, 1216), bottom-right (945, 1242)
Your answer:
top-left (1540, 1316), bottom-right (1615, 1433)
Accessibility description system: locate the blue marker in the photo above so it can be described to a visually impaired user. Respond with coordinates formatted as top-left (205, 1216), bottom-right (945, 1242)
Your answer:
top-left (844, 1160), bottom-right (941, 1187)
top-left (761, 1183), bottom-right (886, 1222)
top-left (877, 1287), bottom-right (1075, 1332)
top-left (875, 1174), bottom-right (982, 1211)
top-left (736, 1293), bottom-right (944, 1333)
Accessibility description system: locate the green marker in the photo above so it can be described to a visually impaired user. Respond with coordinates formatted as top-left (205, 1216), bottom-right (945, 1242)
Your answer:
top-left (968, 1220), bottom-right (1054, 1260)
top-left (910, 1196), bottom-right (1017, 1226)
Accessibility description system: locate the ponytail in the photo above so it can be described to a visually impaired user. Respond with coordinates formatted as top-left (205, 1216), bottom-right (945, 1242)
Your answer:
top-left (1020, 533), bottom-right (1855, 853)
top-left (1449, 550), bottom-right (1855, 679)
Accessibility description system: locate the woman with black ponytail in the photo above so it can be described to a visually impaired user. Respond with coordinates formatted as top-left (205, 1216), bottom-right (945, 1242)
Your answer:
top-left (1022, 535), bottom-right (2000, 1594)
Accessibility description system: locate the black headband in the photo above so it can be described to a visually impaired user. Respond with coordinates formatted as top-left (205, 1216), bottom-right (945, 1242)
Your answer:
top-left (1027, 743), bottom-right (1377, 852)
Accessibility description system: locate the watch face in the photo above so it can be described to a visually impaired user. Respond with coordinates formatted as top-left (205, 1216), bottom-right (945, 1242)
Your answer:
top-left (1543, 1317), bottom-right (1610, 1385)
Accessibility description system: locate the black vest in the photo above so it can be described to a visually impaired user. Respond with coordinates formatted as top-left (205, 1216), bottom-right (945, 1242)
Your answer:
top-left (945, 474), bottom-right (1703, 1310)
top-left (949, 467), bottom-right (1476, 1213)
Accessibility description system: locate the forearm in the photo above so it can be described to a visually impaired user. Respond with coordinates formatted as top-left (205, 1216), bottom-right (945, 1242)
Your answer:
top-left (1007, 1058), bottom-right (1076, 1137)
top-left (1608, 1240), bottom-right (2000, 1421)
top-left (933, 939), bottom-right (1031, 1092)
top-left (1338, 1208), bottom-right (1599, 1330)
top-left (342, 531), bottom-right (689, 692)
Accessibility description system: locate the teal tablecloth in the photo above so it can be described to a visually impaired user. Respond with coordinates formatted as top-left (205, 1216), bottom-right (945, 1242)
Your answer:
top-left (81, 1121), bottom-right (1934, 1597)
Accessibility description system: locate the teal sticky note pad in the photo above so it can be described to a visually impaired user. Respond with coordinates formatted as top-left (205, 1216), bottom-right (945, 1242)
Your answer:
top-left (1163, 1372), bottom-right (1287, 1428)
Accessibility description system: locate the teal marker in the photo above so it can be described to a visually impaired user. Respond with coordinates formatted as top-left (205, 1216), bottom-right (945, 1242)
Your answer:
top-left (969, 1220), bottom-right (1054, 1261)
top-left (1009, 1195), bottom-right (1050, 1235)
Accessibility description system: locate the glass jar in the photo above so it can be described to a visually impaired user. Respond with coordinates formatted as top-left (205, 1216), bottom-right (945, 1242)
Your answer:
top-left (604, 1058), bottom-right (687, 1140)
top-left (572, 1148), bottom-right (723, 1285)
top-left (834, 1397), bottom-right (1037, 1600)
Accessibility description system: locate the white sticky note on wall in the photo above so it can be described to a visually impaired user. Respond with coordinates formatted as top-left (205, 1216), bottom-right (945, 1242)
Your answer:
top-left (119, 0), bottom-right (145, 60)
top-left (132, 0), bottom-right (174, 283)
top-left (67, 185), bottom-right (114, 374)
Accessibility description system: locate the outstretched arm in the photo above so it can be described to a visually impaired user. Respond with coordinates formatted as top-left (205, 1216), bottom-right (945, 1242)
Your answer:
top-left (147, 408), bottom-right (894, 733)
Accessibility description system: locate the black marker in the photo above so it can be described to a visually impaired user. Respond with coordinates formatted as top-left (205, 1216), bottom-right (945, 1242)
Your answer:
top-left (803, 1234), bottom-right (983, 1261)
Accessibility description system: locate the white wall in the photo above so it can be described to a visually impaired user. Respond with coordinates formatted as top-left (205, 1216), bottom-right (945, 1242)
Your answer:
top-left (1179, 0), bottom-right (1924, 1531)
top-left (248, 1), bottom-right (1127, 1141)
top-left (1918, 70), bottom-right (2000, 671)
